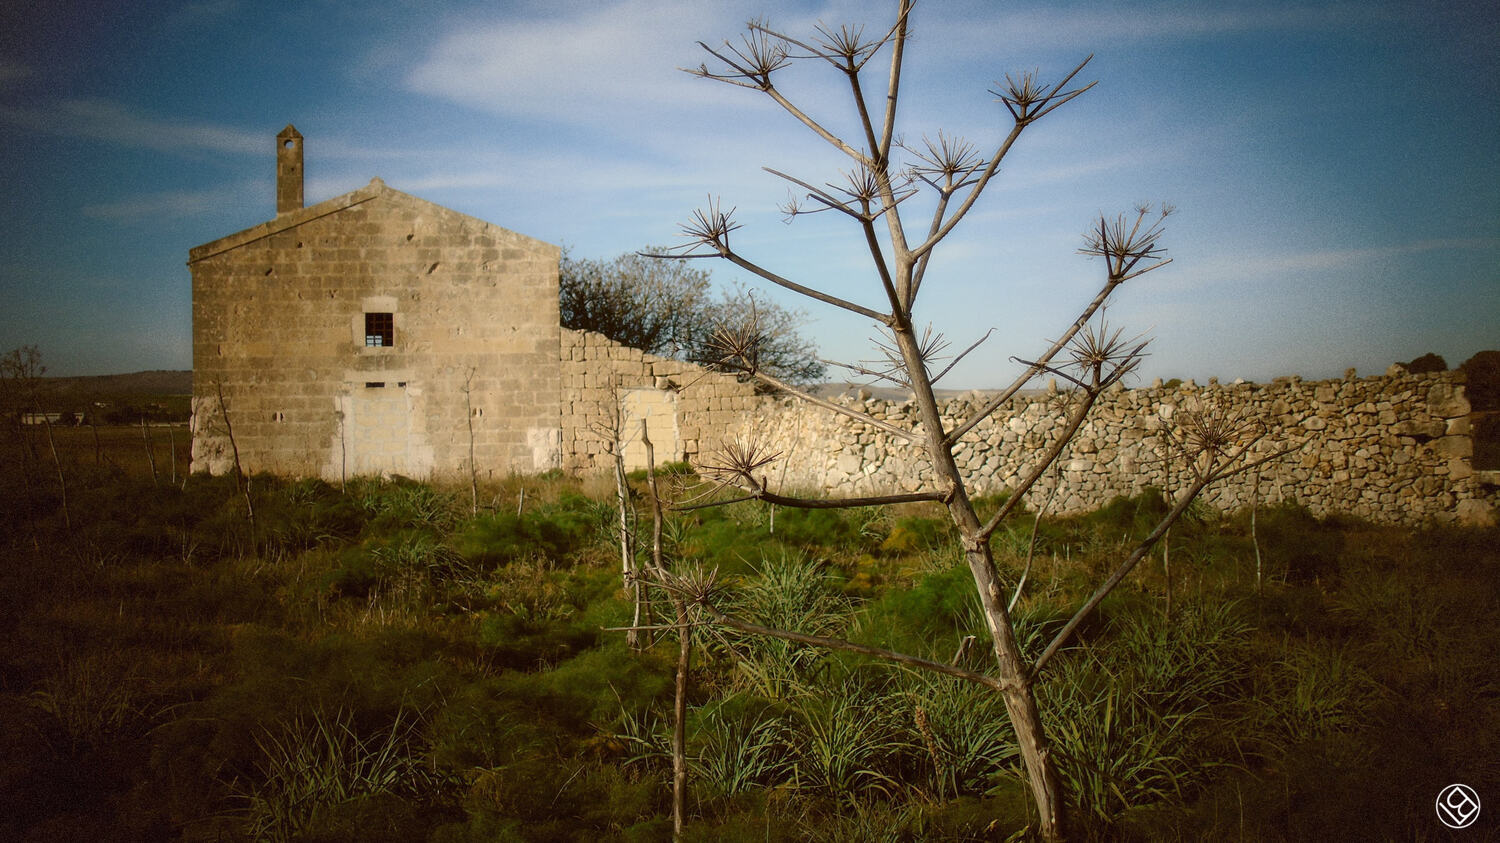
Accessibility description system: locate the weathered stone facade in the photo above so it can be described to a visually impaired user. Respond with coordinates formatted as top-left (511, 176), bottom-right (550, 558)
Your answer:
top-left (734, 369), bottom-right (1497, 526)
top-left (560, 328), bottom-right (759, 473)
top-left (190, 127), bottom-right (755, 485)
top-left (191, 136), bottom-right (561, 482)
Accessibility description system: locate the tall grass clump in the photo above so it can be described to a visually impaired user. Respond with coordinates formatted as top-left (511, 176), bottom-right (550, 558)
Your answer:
top-left (716, 550), bottom-right (853, 699)
top-left (896, 671), bottom-right (1017, 800)
top-left (1038, 601), bottom-right (1252, 829)
top-left (350, 476), bottom-right (462, 533)
top-left (27, 655), bottom-right (157, 754)
top-left (784, 673), bottom-right (908, 801)
top-left (687, 694), bottom-right (791, 799)
top-left (236, 707), bottom-right (450, 842)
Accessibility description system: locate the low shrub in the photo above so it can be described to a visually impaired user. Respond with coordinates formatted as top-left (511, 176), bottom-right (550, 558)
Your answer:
top-left (454, 507), bottom-right (593, 571)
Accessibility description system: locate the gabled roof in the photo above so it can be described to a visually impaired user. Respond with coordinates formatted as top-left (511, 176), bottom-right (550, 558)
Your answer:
top-left (187, 178), bottom-right (553, 264)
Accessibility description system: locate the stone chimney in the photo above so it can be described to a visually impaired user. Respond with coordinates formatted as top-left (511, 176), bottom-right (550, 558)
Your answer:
top-left (276, 124), bottom-right (304, 215)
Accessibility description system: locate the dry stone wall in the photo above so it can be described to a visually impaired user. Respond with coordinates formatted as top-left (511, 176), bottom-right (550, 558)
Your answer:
top-left (729, 369), bottom-right (1496, 527)
top-left (560, 328), bottom-right (759, 473)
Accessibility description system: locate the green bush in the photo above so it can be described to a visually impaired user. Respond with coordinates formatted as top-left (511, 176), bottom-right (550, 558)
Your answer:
top-left (1251, 502), bottom-right (1345, 583)
top-left (878, 515), bottom-right (952, 556)
top-left (853, 562), bottom-right (984, 660)
top-left (455, 507), bottom-right (592, 570)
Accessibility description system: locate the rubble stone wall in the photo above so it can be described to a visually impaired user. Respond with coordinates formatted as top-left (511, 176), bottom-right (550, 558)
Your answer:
top-left (560, 328), bottom-right (759, 473)
top-left (728, 370), bottom-right (1496, 527)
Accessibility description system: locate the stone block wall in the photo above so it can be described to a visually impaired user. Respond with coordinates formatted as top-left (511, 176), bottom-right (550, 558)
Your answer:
top-left (560, 328), bottom-right (759, 472)
top-left (731, 370), bottom-right (1496, 527)
top-left (191, 181), bottom-right (561, 482)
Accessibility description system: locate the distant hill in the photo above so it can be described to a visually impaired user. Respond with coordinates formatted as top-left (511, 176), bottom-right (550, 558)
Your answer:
top-left (8, 371), bottom-right (194, 422)
top-left (44, 370), bottom-right (192, 400)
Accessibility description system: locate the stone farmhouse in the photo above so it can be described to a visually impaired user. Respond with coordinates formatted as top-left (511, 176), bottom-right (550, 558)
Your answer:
top-left (189, 126), bottom-right (756, 483)
top-left (191, 127), bottom-right (1494, 527)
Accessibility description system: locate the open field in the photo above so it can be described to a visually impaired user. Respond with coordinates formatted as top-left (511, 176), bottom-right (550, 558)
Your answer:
top-left (7, 424), bottom-right (191, 482)
top-left (1, 464), bottom-right (1496, 841)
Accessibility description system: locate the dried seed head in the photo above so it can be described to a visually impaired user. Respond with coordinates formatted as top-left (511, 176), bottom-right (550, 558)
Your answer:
top-left (1079, 204), bottom-right (1172, 283)
top-left (1066, 322), bottom-right (1149, 388)
top-left (698, 436), bottom-right (781, 486)
top-left (674, 197), bottom-right (741, 256)
top-left (1170, 402), bottom-right (1265, 475)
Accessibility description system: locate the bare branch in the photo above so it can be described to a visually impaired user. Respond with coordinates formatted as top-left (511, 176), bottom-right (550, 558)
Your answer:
top-left (1206, 444), bottom-right (1298, 483)
top-left (764, 167), bottom-right (871, 221)
top-left (764, 86), bottom-right (870, 164)
top-left (726, 252), bottom-right (890, 323)
top-left (670, 493), bottom-right (761, 513)
top-left (694, 436), bottom-right (942, 509)
top-left (877, 1), bottom-right (914, 160)
top-left (1063, 322), bottom-right (1151, 389)
top-left (929, 328), bottom-right (994, 385)
top-left (904, 58), bottom-right (1097, 263)
top-left (1032, 473), bottom-right (1212, 675)
top-left (991, 55), bottom-right (1097, 125)
top-left (849, 324), bottom-right (955, 388)
top-left (978, 388), bottom-right (1100, 540)
top-left (740, 369), bottom-right (919, 440)
top-left (688, 30), bottom-right (790, 88)
top-left (1159, 402), bottom-right (1271, 483)
top-left (1008, 462), bottom-right (1064, 613)
top-left (759, 487), bottom-right (947, 509)
top-left (910, 122), bottom-right (1025, 260)
top-left (1008, 408), bottom-right (1298, 661)
top-left (690, 24), bottom-right (869, 163)
top-left (655, 199), bottom-right (891, 323)
top-left (901, 133), bottom-right (987, 304)
top-left (663, 195), bottom-right (743, 256)
top-left (945, 276), bottom-right (1123, 445)
top-left (908, 191), bottom-right (948, 304)
top-left (822, 360), bottom-right (908, 389)
top-left (902, 130), bottom-right (984, 184)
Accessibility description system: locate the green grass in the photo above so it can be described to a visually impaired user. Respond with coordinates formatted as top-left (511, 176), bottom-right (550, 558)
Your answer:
top-left (1, 467), bottom-right (1496, 841)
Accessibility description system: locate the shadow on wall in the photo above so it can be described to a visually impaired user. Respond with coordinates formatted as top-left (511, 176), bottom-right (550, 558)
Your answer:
top-left (1463, 352), bottom-right (1500, 471)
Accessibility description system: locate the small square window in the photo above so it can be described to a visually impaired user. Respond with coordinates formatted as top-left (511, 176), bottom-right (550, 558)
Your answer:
top-left (365, 312), bottom-right (394, 347)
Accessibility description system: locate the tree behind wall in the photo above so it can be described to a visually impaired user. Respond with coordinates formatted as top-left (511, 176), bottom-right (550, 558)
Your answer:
top-left (652, 4), bottom-right (1278, 839)
top-left (560, 247), bottom-right (826, 385)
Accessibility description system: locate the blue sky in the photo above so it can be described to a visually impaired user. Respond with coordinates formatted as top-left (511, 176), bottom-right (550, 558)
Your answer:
top-left (1, 0), bottom-right (1495, 387)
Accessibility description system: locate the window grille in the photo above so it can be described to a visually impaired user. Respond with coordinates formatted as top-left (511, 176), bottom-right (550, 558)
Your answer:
top-left (365, 312), bottom-right (394, 347)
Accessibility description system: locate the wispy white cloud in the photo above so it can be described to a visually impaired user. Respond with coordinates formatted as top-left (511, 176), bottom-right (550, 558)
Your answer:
top-left (81, 182), bottom-right (256, 222)
top-left (1177, 237), bottom-right (1500, 289)
top-left (405, 0), bottom-right (814, 128)
top-left (0, 99), bottom-right (263, 155)
top-left (924, 1), bottom-right (1389, 55)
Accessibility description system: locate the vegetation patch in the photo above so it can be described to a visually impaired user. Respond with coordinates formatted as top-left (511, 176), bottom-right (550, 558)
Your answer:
top-left (0, 464), bottom-right (1495, 840)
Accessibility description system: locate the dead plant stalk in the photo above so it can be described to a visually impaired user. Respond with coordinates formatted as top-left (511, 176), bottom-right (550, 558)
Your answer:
top-left (652, 4), bottom-right (1277, 838)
